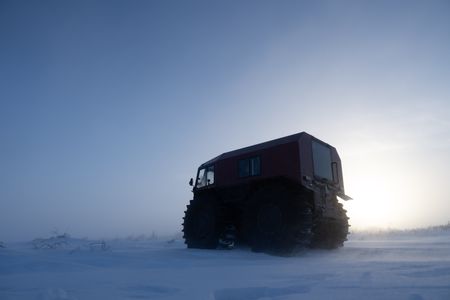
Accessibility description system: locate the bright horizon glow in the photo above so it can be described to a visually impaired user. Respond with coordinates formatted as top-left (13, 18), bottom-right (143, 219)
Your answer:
top-left (344, 164), bottom-right (420, 230)
top-left (339, 116), bottom-right (450, 230)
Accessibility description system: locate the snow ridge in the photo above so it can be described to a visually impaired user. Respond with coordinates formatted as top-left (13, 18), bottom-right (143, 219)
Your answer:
top-left (1, 231), bottom-right (449, 299)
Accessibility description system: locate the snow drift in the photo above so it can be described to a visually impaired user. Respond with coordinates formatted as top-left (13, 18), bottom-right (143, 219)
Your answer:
top-left (1, 229), bottom-right (449, 300)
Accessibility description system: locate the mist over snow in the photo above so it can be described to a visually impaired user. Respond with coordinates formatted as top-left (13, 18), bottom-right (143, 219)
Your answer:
top-left (1, 228), bottom-right (450, 299)
top-left (1, 0), bottom-right (450, 242)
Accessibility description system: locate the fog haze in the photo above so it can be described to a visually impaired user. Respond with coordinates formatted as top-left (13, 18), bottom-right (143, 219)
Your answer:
top-left (1, 0), bottom-right (450, 241)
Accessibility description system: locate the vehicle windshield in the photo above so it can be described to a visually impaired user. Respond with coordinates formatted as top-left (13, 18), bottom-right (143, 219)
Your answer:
top-left (196, 165), bottom-right (214, 188)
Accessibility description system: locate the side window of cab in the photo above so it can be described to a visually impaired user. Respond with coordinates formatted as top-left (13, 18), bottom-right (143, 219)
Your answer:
top-left (238, 156), bottom-right (261, 177)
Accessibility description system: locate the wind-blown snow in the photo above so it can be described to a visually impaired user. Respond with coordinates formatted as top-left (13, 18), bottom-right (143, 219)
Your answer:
top-left (1, 231), bottom-right (449, 300)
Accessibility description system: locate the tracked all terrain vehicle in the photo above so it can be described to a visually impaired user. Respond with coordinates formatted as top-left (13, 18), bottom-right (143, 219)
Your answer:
top-left (182, 132), bottom-right (351, 255)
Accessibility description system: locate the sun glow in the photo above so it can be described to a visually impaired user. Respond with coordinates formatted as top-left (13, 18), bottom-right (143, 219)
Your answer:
top-left (342, 156), bottom-right (423, 230)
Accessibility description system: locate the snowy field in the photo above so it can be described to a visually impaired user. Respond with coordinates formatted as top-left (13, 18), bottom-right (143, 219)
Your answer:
top-left (1, 230), bottom-right (450, 300)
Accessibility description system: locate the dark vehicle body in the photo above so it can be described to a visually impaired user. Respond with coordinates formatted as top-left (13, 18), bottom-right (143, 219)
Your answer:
top-left (183, 132), bottom-right (350, 255)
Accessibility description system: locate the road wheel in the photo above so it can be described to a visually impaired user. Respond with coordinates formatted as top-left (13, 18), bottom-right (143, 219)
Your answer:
top-left (182, 198), bottom-right (219, 249)
top-left (310, 200), bottom-right (349, 249)
top-left (242, 185), bottom-right (313, 256)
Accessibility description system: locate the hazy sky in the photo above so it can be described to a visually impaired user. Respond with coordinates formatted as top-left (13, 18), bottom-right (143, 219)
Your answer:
top-left (1, 0), bottom-right (450, 241)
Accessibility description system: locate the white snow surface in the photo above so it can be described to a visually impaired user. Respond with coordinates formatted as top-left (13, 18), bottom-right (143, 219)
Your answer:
top-left (1, 231), bottom-right (450, 300)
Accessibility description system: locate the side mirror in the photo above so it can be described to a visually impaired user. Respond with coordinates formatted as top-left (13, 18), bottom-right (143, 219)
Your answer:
top-left (189, 178), bottom-right (193, 186)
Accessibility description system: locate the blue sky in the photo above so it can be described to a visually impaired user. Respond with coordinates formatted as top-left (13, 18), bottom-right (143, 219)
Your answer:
top-left (1, 0), bottom-right (450, 241)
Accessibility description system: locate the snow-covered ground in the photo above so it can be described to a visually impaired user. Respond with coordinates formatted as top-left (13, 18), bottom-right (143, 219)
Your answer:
top-left (1, 230), bottom-right (449, 300)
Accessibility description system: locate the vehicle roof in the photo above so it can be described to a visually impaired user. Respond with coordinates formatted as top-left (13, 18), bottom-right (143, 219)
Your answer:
top-left (200, 132), bottom-right (310, 167)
